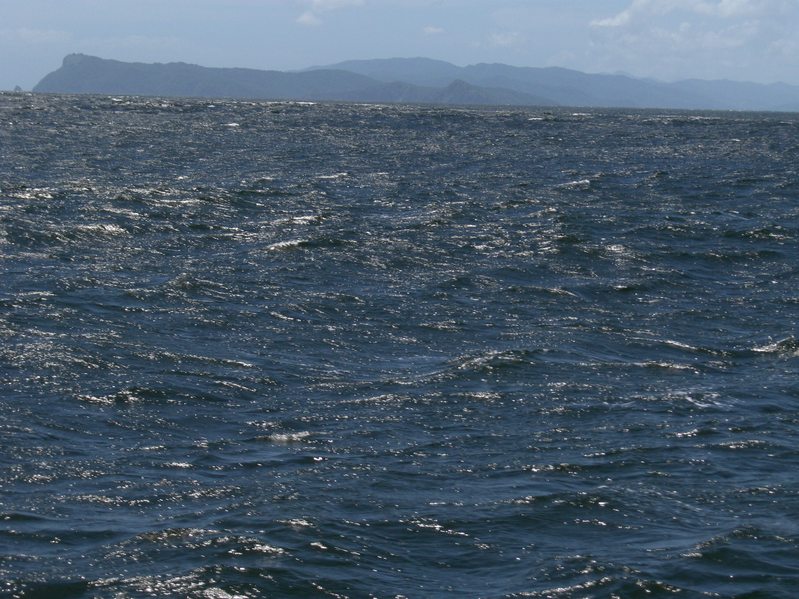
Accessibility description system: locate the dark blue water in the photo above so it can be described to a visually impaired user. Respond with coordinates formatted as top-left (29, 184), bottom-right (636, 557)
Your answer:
top-left (1, 92), bottom-right (798, 598)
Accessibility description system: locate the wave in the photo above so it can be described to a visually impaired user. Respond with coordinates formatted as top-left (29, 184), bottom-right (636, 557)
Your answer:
top-left (752, 337), bottom-right (799, 356)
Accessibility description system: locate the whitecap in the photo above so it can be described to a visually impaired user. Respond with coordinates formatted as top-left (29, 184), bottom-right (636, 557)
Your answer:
top-left (251, 543), bottom-right (285, 555)
top-left (273, 214), bottom-right (321, 225)
top-left (264, 432), bottom-right (312, 443)
top-left (557, 178), bottom-right (592, 189)
top-left (266, 239), bottom-right (307, 251)
top-left (75, 223), bottom-right (127, 235)
top-left (201, 588), bottom-right (249, 599)
top-left (605, 243), bottom-right (629, 254)
top-left (753, 337), bottom-right (799, 356)
top-left (279, 518), bottom-right (314, 528)
top-left (13, 187), bottom-right (54, 200)
top-left (664, 339), bottom-right (699, 352)
top-left (636, 360), bottom-right (698, 372)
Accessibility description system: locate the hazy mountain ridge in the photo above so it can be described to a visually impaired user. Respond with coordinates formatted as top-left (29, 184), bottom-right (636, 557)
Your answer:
top-left (33, 54), bottom-right (799, 111)
top-left (34, 54), bottom-right (559, 107)
top-left (316, 58), bottom-right (799, 111)
top-left (35, 55), bottom-right (380, 101)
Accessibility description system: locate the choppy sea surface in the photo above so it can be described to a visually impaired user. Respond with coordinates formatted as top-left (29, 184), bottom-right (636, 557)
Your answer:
top-left (1, 93), bottom-right (798, 598)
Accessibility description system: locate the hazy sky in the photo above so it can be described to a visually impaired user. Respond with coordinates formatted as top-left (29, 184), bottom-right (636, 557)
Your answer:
top-left (2, 0), bottom-right (799, 90)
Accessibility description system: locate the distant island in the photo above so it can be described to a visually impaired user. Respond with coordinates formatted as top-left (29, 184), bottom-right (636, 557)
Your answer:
top-left (33, 54), bottom-right (799, 112)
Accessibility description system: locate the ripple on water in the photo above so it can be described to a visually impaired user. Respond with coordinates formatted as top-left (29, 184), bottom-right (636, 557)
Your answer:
top-left (1, 96), bottom-right (798, 597)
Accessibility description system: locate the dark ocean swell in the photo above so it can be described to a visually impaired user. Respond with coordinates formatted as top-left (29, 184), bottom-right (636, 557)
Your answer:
top-left (1, 93), bottom-right (798, 597)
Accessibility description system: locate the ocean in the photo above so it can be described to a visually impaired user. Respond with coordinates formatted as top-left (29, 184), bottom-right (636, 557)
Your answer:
top-left (1, 93), bottom-right (798, 598)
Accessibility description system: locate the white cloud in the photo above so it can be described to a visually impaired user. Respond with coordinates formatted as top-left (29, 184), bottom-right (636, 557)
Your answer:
top-left (96, 34), bottom-right (184, 51)
top-left (310, 0), bottom-right (365, 8)
top-left (698, 0), bottom-right (765, 17)
top-left (423, 25), bottom-right (445, 35)
top-left (591, 0), bottom-right (645, 27)
top-left (769, 37), bottom-right (799, 57)
top-left (296, 0), bottom-right (365, 26)
top-left (592, 0), bottom-right (769, 28)
top-left (297, 11), bottom-right (322, 26)
top-left (0, 27), bottom-right (71, 44)
top-left (488, 31), bottom-right (522, 48)
top-left (586, 0), bottom-right (798, 82)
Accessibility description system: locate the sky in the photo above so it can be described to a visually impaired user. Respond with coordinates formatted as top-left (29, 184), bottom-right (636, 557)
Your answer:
top-left (2, 0), bottom-right (799, 91)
